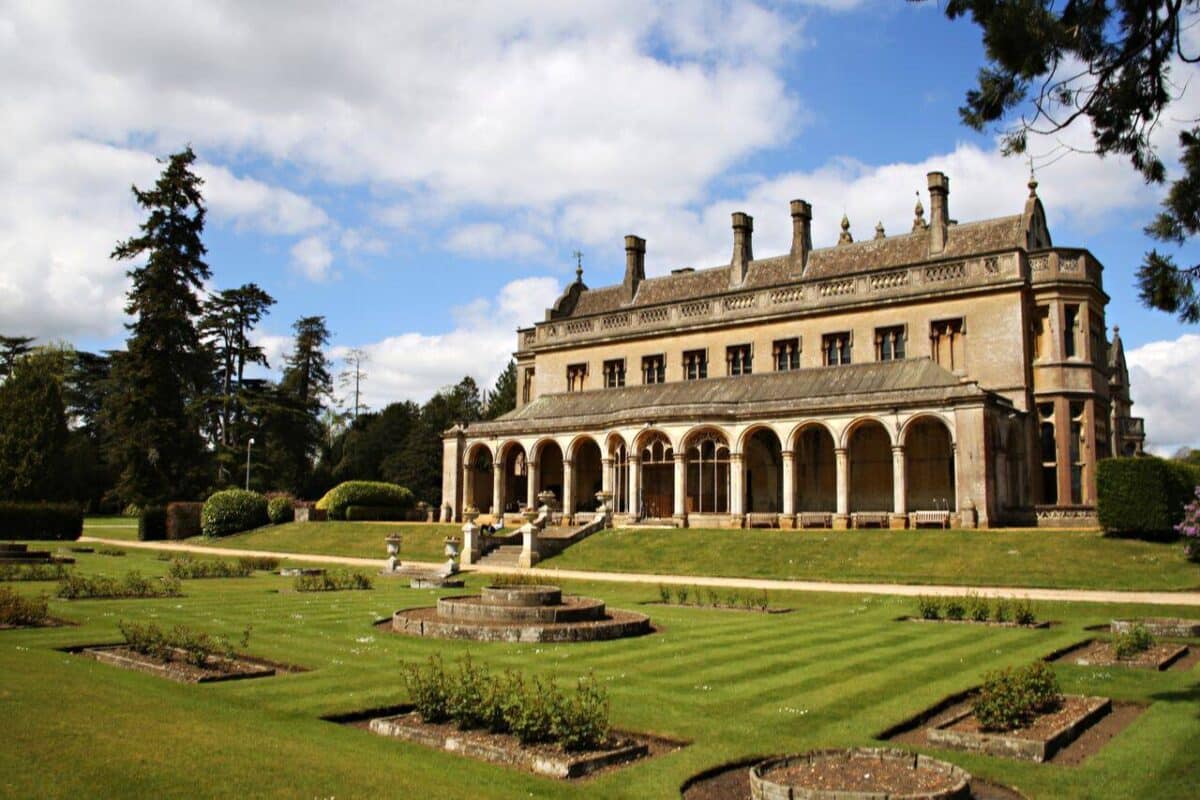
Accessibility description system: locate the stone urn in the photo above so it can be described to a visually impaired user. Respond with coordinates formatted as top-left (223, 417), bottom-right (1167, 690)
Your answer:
top-left (537, 490), bottom-right (557, 510)
top-left (385, 533), bottom-right (402, 573)
top-left (463, 505), bottom-right (480, 524)
top-left (521, 507), bottom-right (539, 525)
top-left (595, 490), bottom-right (613, 514)
top-left (443, 537), bottom-right (461, 575)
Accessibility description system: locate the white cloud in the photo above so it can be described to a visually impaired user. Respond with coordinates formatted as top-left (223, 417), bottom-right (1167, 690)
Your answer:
top-left (200, 164), bottom-right (330, 235)
top-left (331, 276), bottom-right (562, 408)
top-left (290, 236), bottom-right (335, 282)
top-left (447, 223), bottom-right (548, 260)
top-left (1126, 333), bottom-right (1200, 456)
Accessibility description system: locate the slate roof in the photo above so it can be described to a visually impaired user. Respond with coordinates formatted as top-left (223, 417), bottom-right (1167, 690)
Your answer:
top-left (464, 358), bottom-right (990, 437)
top-left (561, 215), bottom-right (1027, 318)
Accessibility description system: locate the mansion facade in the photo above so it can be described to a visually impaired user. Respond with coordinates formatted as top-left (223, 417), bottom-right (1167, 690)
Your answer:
top-left (441, 172), bottom-right (1145, 529)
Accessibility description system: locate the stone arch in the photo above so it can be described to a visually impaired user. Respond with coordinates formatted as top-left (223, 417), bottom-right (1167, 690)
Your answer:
top-left (785, 419), bottom-right (838, 453)
top-left (637, 429), bottom-right (675, 518)
top-left (792, 422), bottom-right (836, 512)
top-left (684, 427), bottom-right (731, 515)
top-left (606, 432), bottom-right (630, 514)
top-left (848, 418), bottom-right (893, 512)
top-left (463, 443), bottom-right (494, 513)
top-left (900, 413), bottom-right (956, 447)
top-left (841, 415), bottom-right (896, 449)
top-left (571, 437), bottom-right (603, 513)
top-left (903, 416), bottom-right (956, 511)
top-left (742, 426), bottom-right (783, 513)
top-left (531, 438), bottom-right (564, 508)
top-left (499, 441), bottom-right (528, 513)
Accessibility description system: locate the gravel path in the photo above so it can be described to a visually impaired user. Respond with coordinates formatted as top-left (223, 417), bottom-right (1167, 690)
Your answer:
top-left (81, 535), bottom-right (1200, 607)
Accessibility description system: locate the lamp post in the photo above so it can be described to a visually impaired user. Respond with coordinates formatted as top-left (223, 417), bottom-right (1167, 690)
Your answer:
top-left (245, 437), bottom-right (256, 490)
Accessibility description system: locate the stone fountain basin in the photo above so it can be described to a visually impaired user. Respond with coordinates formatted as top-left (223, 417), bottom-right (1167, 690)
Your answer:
top-left (437, 594), bottom-right (607, 624)
top-left (481, 585), bottom-right (562, 607)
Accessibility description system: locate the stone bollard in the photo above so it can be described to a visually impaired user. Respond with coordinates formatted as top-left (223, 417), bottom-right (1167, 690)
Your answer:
top-left (460, 521), bottom-right (480, 566)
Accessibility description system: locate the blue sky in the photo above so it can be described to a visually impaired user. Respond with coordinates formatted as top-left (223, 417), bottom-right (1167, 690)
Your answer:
top-left (2, 1), bottom-right (1197, 452)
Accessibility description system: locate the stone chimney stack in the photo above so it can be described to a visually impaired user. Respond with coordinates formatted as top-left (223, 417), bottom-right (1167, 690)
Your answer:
top-left (623, 235), bottom-right (646, 300)
top-left (927, 171), bottom-right (949, 254)
top-left (790, 199), bottom-right (812, 272)
top-left (731, 212), bottom-right (754, 285)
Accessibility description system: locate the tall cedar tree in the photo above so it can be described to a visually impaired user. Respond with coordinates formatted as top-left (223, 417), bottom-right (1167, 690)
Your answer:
top-left (268, 316), bottom-right (332, 493)
top-left (937, 0), bottom-right (1200, 322)
top-left (485, 360), bottom-right (517, 419)
top-left (104, 147), bottom-right (214, 505)
top-left (0, 354), bottom-right (69, 500)
top-left (200, 284), bottom-right (275, 455)
top-left (0, 336), bottom-right (35, 380)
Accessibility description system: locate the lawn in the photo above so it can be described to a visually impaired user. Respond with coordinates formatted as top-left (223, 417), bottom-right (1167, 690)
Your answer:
top-left (83, 518), bottom-right (462, 563)
top-left (1, 547), bottom-right (1198, 798)
top-left (541, 527), bottom-right (1200, 591)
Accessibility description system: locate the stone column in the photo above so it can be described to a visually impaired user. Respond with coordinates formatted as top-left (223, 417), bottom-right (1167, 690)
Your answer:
top-left (601, 457), bottom-right (613, 495)
top-left (562, 458), bottom-right (575, 523)
top-left (673, 452), bottom-right (687, 525)
top-left (526, 459), bottom-right (539, 510)
top-left (730, 453), bottom-right (745, 527)
top-left (890, 445), bottom-right (907, 529)
top-left (628, 455), bottom-right (640, 518)
top-left (834, 447), bottom-right (849, 529)
top-left (780, 450), bottom-right (796, 528)
top-left (492, 463), bottom-right (504, 520)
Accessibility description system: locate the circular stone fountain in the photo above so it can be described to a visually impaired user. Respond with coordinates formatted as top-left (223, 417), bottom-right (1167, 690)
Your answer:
top-left (750, 748), bottom-right (971, 800)
top-left (390, 583), bottom-right (651, 643)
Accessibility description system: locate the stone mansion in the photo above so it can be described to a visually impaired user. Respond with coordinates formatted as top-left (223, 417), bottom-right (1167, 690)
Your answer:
top-left (441, 172), bottom-right (1145, 530)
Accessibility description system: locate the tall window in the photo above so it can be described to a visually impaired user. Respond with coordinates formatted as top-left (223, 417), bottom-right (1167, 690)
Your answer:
top-left (1064, 304), bottom-right (1079, 358)
top-left (726, 344), bottom-right (752, 376)
top-left (773, 337), bottom-right (800, 371)
top-left (1033, 305), bottom-right (1050, 360)
top-left (931, 318), bottom-right (966, 371)
top-left (875, 325), bottom-right (906, 361)
top-left (602, 359), bottom-right (625, 388)
top-left (822, 332), bottom-right (852, 366)
top-left (1070, 400), bottom-right (1086, 504)
top-left (566, 363), bottom-right (588, 392)
top-left (521, 367), bottom-right (534, 404)
top-left (683, 349), bottom-right (708, 380)
top-left (642, 354), bottom-right (665, 384)
top-left (1089, 313), bottom-right (1105, 363)
top-left (1039, 402), bottom-right (1057, 504)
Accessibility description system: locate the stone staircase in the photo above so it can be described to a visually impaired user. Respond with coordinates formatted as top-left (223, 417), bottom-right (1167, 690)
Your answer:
top-left (475, 544), bottom-right (524, 568)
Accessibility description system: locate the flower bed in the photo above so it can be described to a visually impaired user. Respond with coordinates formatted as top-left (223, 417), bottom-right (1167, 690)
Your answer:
top-left (652, 584), bottom-right (787, 613)
top-left (750, 748), bottom-right (971, 800)
top-left (927, 694), bottom-right (1111, 762)
top-left (913, 594), bottom-right (1041, 626)
top-left (1050, 638), bottom-right (1190, 671)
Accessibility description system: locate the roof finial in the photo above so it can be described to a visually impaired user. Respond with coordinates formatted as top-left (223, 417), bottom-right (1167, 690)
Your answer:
top-left (838, 213), bottom-right (853, 245)
top-left (874, 221), bottom-right (885, 240)
top-left (912, 190), bottom-right (926, 231)
top-left (1027, 157), bottom-right (1039, 197)
top-left (572, 249), bottom-right (583, 283)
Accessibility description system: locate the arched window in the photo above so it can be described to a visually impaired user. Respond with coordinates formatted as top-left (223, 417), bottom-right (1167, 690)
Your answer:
top-left (686, 431), bottom-right (730, 514)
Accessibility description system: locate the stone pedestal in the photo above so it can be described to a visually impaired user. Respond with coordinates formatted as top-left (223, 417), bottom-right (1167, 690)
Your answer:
top-left (832, 514), bottom-right (850, 530)
top-left (461, 521), bottom-right (481, 566)
top-left (779, 514), bottom-right (797, 529)
top-left (519, 527), bottom-right (540, 568)
top-left (889, 513), bottom-right (908, 529)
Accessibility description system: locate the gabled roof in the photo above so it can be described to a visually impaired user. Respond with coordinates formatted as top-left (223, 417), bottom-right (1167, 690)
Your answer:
top-left (463, 358), bottom-right (991, 437)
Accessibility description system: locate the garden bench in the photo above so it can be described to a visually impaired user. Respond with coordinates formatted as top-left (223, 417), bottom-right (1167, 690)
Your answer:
top-left (851, 511), bottom-right (890, 529)
top-left (909, 510), bottom-right (951, 529)
top-left (745, 512), bottom-right (778, 529)
top-left (797, 512), bottom-right (833, 529)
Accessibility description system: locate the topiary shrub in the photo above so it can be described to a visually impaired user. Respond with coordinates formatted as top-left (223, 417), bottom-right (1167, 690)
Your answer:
top-left (315, 481), bottom-right (414, 521)
top-left (1097, 457), bottom-right (1200, 539)
top-left (0, 502), bottom-right (83, 541)
top-left (201, 489), bottom-right (269, 537)
top-left (138, 507), bottom-right (166, 541)
top-left (267, 496), bottom-right (295, 525)
top-left (344, 504), bottom-right (409, 521)
top-left (166, 502), bottom-right (203, 540)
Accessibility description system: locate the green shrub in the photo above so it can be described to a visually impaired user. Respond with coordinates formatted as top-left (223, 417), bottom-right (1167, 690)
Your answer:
top-left (0, 563), bottom-right (71, 582)
top-left (991, 598), bottom-right (1011, 623)
top-left (944, 596), bottom-right (966, 620)
top-left (167, 558), bottom-right (253, 579)
top-left (554, 673), bottom-right (611, 751)
top-left (917, 595), bottom-right (942, 620)
top-left (201, 489), bottom-right (269, 537)
top-left (166, 502), bottom-right (203, 540)
top-left (1013, 597), bottom-right (1037, 626)
top-left (657, 584), bottom-right (671, 603)
top-left (481, 670), bottom-right (523, 734)
top-left (1097, 457), bottom-right (1200, 539)
top-left (56, 572), bottom-right (182, 600)
top-left (447, 653), bottom-right (489, 730)
top-left (96, 546), bottom-right (126, 557)
top-left (757, 589), bottom-right (770, 612)
top-left (0, 586), bottom-right (49, 625)
top-left (237, 556), bottom-right (280, 572)
top-left (137, 506), bottom-right (167, 541)
top-left (403, 654), bottom-right (451, 723)
top-left (674, 585), bottom-right (690, 605)
top-left (0, 502), bottom-right (83, 541)
top-left (118, 620), bottom-right (249, 670)
top-left (315, 481), bottom-right (414, 520)
top-left (506, 674), bottom-right (561, 745)
top-left (973, 661), bottom-right (1062, 731)
top-left (1113, 624), bottom-right (1156, 659)
top-left (345, 505), bottom-right (410, 521)
top-left (292, 570), bottom-right (373, 592)
top-left (967, 593), bottom-right (990, 622)
top-left (267, 496), bottom-right (295, 525)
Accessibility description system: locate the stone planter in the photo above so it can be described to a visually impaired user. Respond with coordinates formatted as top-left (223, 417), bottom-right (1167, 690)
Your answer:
top-left (926, 695), bottom-right (1111, 762)
top-left (750, 748), bottom-right (971, 800)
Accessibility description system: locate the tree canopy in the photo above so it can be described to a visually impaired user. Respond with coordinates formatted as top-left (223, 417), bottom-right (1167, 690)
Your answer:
top-left (939, 0), bottom-right (1200, 321)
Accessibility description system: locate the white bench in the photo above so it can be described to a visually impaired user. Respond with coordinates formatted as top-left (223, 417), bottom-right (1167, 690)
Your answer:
top-left (910, 510), bottom-right (951, 529)
top-left (745, 512), bottom-right (779, 529)
top-left (797, 512), bottom-right (833, 529)
top-left (851, 511), bottom-right (890, 529)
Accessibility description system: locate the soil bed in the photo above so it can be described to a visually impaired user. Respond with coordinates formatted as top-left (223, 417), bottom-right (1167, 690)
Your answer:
top-left (70, 644), bottom-right (305, 684)
top-left (360, 708), bottom-right (684, 779)
top-left (1049, 639), bottom-right (1190, 670)
top-left (643, 601), bottom-right (792, 615)
top-left (899, 616), bottom-right (1051, 629)
top-left (754, 749), bottom-right (969, 798)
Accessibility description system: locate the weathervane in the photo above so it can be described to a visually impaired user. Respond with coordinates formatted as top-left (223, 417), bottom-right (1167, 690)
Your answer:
top-left (573, 249), bottom-right (584, 282)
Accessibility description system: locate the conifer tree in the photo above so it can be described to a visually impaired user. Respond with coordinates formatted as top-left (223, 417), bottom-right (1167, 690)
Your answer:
top-left (0, 354), bottom-right (68, 500)
top-left (485, 360), bottom-right (517, 419)
top-left (0, 335), bottom-right (35, 380)
top-left (103, 147), bottom-right (213, 504)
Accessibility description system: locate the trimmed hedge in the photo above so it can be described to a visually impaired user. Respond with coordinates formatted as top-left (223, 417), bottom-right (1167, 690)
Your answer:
top-left (138, 507), bottom-right (167, 541)
top-left (267, 496), bottom-right (295, 525)
top-left (201, 489), bottom-right (269, 538)
top-left (1097, 457), bottom-right (1200, 538)
top-left (166, 502), bottom-right (203, 540)
top-left (345, 504), bottom-right (409, 521)
top-left (315, 481), bottom-right (414, 521)
top-left (0, 502), bottom-right (83, 541)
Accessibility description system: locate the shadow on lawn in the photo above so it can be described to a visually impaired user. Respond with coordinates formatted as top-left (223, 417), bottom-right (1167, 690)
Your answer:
top-left (1150, 682), bottom-right (1200, 716)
